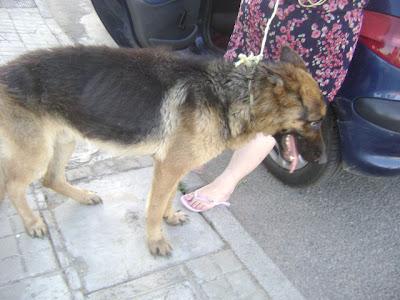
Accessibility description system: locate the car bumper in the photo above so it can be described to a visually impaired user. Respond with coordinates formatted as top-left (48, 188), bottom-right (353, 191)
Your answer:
top-left (335, 44), bottom-right (400, 176)
top-left (335, 97), bottom-right (400, 176)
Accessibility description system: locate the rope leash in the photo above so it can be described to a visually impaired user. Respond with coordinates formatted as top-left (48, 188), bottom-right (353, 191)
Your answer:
top-left (234, 0), bottom-right (328, 105)
top-left (234, 0), bottom-right (280, 68)
top-left (298, 0), bottom-right (327, 8)
top-left (235, 0), bottom-right (328, 68)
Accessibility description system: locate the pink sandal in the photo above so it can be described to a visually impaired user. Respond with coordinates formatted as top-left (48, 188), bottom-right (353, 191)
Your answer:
top-left (180, 191), bottom-right (230, 212)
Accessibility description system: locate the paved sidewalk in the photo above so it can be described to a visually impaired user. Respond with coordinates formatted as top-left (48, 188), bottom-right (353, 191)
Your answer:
top-left (0, 1), bottom-right (302, 299)
top-left (0, 0), bottom-right (72, 64)
top-left (0, 148), bottom-right (268, 299)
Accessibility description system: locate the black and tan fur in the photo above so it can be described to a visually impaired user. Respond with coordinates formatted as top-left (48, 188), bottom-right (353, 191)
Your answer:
top-left (0, 46), bottom-right (325, 256)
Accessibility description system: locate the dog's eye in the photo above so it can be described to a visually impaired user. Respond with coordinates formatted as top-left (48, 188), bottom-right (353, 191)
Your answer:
top-left (309, 120), bottom-right (322, 129)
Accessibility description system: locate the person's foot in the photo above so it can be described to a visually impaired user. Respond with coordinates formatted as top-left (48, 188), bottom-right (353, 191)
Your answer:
top-left (180, 180), bottom-right (234, 212)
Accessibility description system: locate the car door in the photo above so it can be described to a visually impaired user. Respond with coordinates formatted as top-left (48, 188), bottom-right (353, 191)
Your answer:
top-left (91, 0), bottom-right (202, 49)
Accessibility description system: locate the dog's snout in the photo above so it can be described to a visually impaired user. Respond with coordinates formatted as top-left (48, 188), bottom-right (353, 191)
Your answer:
top-left (311, 148), bottom-right (322, 161)
top-left (296, 133), bottom-right (325, 163)
top-left (302, 146), bottom-right (322, 162)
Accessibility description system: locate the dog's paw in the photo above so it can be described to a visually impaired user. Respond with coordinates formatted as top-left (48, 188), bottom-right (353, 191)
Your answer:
top-left (26, 217), bottom-right (47, 238)
top-left (82, 192), bottom-right (103, 205)
top-left (164, 210), bottom-right (188, 226)
top-left (148, 237), bottom-right (173, 256)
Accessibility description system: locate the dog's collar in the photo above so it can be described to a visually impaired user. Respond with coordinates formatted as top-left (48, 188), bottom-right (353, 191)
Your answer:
top-left (248, 79), bottom-right (254, 106)
top-left (249, 80), bottom-right (254, 105)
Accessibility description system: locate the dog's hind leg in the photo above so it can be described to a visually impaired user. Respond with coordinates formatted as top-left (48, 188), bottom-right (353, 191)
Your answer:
top-left (5, 146), bottom-right (52, 238)
top-left (42, 138), bottom-right (102, 205)
top-left (7, 179), bottom-right (47, 237)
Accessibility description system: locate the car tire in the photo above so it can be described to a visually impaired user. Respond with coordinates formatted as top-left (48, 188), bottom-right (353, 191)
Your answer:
top-left (262, 108), bottom-right (341, 187)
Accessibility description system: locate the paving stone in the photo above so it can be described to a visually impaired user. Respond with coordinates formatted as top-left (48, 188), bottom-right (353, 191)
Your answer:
top-left (13, 21), bottom-right (46, 34)
top-left (0, 214), bottom-right (13, 236)
top-left (0, 16), bottom-right (13, 25)
top-left (64, 266), bottom-right (82, 291)
top-left (211, 249), bottom-right (243, 274)
top-left (69, 143), bottom-right (112, 169)
top-left (0, 50), bottom-right (26, 58)
top-left (34, 0), bottom-right (52, 18)
top-left (0, 236), bottom-right (24, 284)
top-left (227, 270), bottom-right (268, 299)
top-left (72, 291), bottom-right (85, 300)
top-left (17, 233), bottom-right (58, 276)
top-left (0, 235), bottom-right (19, 257)
top-left (0, 273), bottom-right (71, 300)
top-left (0, 199), bottom-right (14, 217)
top-left (0, 256), bottom-right (25, 285)
top-left (67, 142), bottom-right (150, 173)
top-left (66, 166), bottom-right (93, 182)
top-left (186, 250), bottom-right (242, 283)
top-left (186, 255), bottom-right (222, 282)
top-left (88, 156), bottom-right (140, 174)
top-left (0, 39), bottom-right (25, 47)
top-left (0, 7), bottom-right (8, 17)
top-left (88, 265), bottom-right (186, 299)
top-left (19, 27), bottom-right (59, 45)
top-left (248, 290), bottom-right (272, 300)
top-left (7, 7), bottom-right (43, 20)
top-left (43, 19), bottom-right (73, 45)
top-left (0, 17), bottom-right (16, 33)
top-left (186, 251), bottom-right (269, 299)
top-left (41, 211), bottom-right (71, 269)
top-left (181, 171), bottom-right (205, 192)
top-left (33, 188), bottom-right (47, 210)
top-left (0, 32), bottom-right (20, 41)
top-left (111, 157), bottom-right (141, 172)
top-left (0, 0), bottom-right (36, 8)
top-left (25, 44), bottom-right (48, 50)
top-left (90, 160), bottom-right (116, 177)
top-left (201, 277), bottom-right (235, 300)
top-left (92, 282), bottom-right (197, 300)
top-left (136, 155), bottom-right (153, 168)
top-left (136, 282), bottom-right (197, 300)
top-left (9, 214), bottom-right (26, 234)
top-left (51, 167), bottom-right (224, 292)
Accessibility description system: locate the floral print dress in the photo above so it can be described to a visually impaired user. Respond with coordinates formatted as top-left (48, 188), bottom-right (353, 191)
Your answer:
top-left (225, 0), bottom-right (369, 101)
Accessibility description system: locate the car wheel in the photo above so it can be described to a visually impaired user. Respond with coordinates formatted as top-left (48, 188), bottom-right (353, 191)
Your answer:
top-left (263, 109), bottom-right (341, 187)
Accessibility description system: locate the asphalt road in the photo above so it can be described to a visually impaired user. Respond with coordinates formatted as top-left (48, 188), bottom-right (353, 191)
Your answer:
top-left (47, 2), bottom-right (400, 298)
top-left (200, 151), bottom-right (400, 299)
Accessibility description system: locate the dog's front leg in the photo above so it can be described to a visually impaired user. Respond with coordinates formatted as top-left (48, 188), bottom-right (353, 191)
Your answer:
top-left (163, 196), bottom-right (188, 226)
top-left (146, 158), bottom-right (187, 256)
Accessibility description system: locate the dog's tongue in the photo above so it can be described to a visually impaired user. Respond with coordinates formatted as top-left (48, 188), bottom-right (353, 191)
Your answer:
top-left (282, 134), bottom-right (299, 173)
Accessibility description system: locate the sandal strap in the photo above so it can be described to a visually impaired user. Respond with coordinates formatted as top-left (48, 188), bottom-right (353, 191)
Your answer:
top-left (193, 191), bottom-right (215, 204)
top-left (192, 192), bottom-right (230, 207)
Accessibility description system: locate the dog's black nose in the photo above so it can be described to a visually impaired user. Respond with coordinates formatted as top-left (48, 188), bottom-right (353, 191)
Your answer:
top-left (311, 150), bottom-right (322, 162)
top-left (302, 146), bottom-right (322, 162)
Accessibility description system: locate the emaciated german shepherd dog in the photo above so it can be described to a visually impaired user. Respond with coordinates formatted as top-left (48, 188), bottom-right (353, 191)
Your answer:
top-left (0, 46), bottom-right (325, 256)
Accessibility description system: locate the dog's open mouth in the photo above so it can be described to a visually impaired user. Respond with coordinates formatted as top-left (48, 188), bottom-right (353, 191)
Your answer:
top-left (281, 134), bottom-right (299, 173)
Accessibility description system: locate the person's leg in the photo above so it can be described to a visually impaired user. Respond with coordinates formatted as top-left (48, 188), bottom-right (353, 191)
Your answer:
top-left (183, 133), bottom-right (275, 211)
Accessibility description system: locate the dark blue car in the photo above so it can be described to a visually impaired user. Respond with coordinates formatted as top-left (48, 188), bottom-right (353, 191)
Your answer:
top-left (92, 0), bottom-right (400, 186)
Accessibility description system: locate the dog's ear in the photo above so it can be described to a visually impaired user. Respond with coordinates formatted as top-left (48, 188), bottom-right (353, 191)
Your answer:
top-left (256, 64), bottom-right (285, 96)
top-left (280, 46), bottom-right (307, 70)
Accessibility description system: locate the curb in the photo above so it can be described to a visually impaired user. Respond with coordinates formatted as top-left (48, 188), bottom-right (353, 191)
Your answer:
top-left (182, 172), bottom-right (305, 300)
